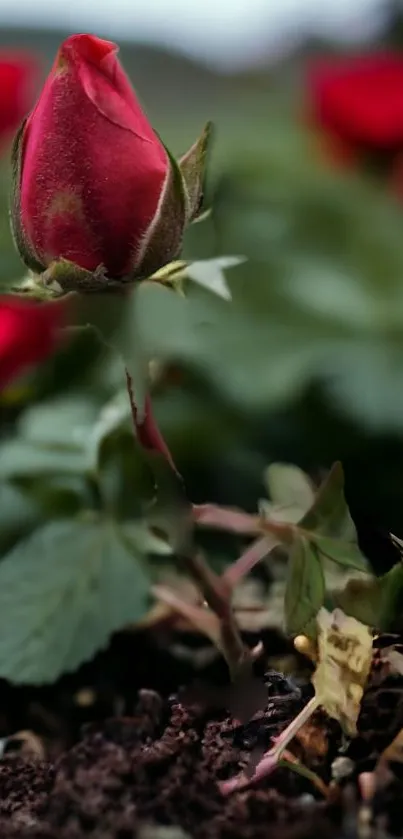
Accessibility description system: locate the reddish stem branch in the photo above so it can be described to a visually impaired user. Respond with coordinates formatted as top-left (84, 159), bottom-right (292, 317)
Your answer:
top-left (223, 535), bottom-right (281, 589)
top-left (192, 503), bottom-right (260, 534)
top-left (125, 369), bottom-right (179, 476)
top-left (178, 548), bottom-right (253, 681)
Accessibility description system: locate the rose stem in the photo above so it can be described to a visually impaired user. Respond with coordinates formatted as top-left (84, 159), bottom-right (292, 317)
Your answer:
top-left (125, 366), bottom-right (253, 680)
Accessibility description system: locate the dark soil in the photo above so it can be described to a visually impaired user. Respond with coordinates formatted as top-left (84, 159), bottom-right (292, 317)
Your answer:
top-left (0, 629), bottom-right (401, 838)
top-left (0, 683), bottom-right (341, 839)
top-left (0, 626), bottom-right (302, 759)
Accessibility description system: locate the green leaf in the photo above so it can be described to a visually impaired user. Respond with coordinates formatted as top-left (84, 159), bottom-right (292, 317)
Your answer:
top-left (0, 483), bottom-right (40, 555)
top-left (262, 463), bottom-right (366, 573)
top-left (307, 533), bottom-right (368, 573)
top-left (279, 462), bottom-right (368, 573)
top-left (330, 576), bottom-right (382, 628)
top-left (0, 394), bottom-right (103, 480)
top-left (0, 517), bottom-right (154, 683)
top-left (0, 440), bottom-right (87, 478)
top-left (120, 520), bottom-right (172, 557)
top-left (86, 390), bottom-right (158, 517)
top-left (18, 395), bottom-right (99, 449)
top-left (15, 475), bottom-right (89, 518)
top-left (284, 537), bottom-right (325, 636)
top-left (370, 562), bottom-right (403, 631)
top-left (97, 430), bottom-right (156, 519)
top-left (88, 390), bottom-right (131, 469)
top-left (331, 562), bottom-right (403, 631)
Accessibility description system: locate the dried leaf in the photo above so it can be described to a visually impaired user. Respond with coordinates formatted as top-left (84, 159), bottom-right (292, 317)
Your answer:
top-left (312, 607), bottom-right (373, 736)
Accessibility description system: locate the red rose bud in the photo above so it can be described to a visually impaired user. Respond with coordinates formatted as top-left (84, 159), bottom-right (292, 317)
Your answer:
top-left (0, 297), bottom-right (67, 389)
top-left (11, 34), bottom-right (211, 292)
top-left (307, 53), bottom-right (403, 161)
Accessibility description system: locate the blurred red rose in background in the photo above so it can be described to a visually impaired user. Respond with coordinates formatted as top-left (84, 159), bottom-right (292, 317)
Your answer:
top-left (307, 53), bottom-right (403, 167)
top-left (0, 53), bottom-right (40, 149)
top-left (0, 297), bottom-right (66, 389)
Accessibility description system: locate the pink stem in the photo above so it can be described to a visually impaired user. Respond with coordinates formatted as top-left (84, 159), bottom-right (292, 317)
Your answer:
top-left (192, 503), bottom-right (260, 534)
top-left (220, 695), bottom-right (320, 794)
top-left (223, 535), bottom-right (281, 589)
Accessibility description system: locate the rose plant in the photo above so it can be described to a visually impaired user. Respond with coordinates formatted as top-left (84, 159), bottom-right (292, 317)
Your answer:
top-left (0, 31), bottom-right (248, 684)
top-left (0, 40), bottom-right (402, 819)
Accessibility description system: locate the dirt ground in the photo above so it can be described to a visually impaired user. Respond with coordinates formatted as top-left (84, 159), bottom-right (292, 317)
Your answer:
top-left (0, 629), bottom-right (400, 838)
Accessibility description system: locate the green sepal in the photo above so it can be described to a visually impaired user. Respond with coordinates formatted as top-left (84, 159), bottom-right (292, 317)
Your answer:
top-left (10, 119), bottom-right (46, 275)
top-left (133, 144), bottom-right (188, 280)
top-left (179, 122), bottom-right (212, 223)
top-left (40, 258), bottom-right (132, 294)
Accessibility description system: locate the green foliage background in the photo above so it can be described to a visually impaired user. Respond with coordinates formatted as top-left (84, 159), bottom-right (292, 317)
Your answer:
top-left (0, 22), bottom-right (403, 681)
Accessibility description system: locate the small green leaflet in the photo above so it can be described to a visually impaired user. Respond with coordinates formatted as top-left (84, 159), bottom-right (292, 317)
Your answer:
top-left (185, 257), bottom-right (245, 300)
top-left (262, 462), bottom-right (315, 524)
top-left (284, 536), bottom-right (325, 636)
top-left (141, 255), bottom-right (241, 299)
top-left (261, 462), bottom-right (368, 574)
top-left (332, 560), bottom-right (403, 631)
top-left (300, 462), bottom-right (356, 539)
